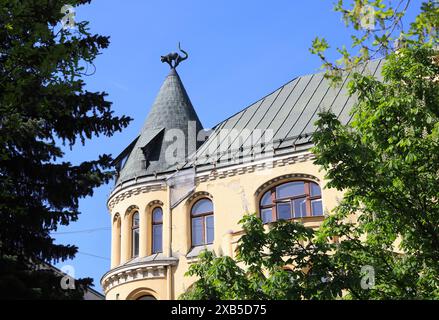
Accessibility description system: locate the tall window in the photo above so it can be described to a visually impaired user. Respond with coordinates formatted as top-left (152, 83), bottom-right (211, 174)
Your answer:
top-left (191, 198), bottom-right (214, 247)
top-left (152, 207), bottom-right (163, 253)
top-left (259, 181), bottom-right (323, 224)
top-left (113, 213), bottom-right (121, 266)
top-left (132, 212), bottom-right (139, 257)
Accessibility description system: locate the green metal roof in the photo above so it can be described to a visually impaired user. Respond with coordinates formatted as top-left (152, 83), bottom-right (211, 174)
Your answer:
top-left (114, 59), bottom-right (383, 183)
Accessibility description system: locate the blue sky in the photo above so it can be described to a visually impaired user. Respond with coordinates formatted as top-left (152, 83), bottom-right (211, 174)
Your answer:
top-left (52, 0), bottom-right (419, 293)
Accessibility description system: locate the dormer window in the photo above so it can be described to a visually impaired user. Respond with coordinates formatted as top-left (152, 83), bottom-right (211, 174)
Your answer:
top-left (119, 155), bottom-right (129, 170)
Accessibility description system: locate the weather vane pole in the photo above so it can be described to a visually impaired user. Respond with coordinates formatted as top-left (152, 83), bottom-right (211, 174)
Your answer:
top-left (160, 42), bottom-right (188, 69)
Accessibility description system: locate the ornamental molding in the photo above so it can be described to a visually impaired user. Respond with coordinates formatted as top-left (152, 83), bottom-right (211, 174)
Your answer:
top-left (108, 184), bottom-right (166, 210)
top-left (254, 173), bottom-right (321, 196)
top-left (101, 259), bottom-right (177, 293)
top-left (124, 204), bottom-right (139, 217)
top-left (107, 152), bottom-right (315, 210)
top-left (195, 152), bottom-right (315, 184)
top-left (186, 191), bottom-right (213, 204)
top-left (147, 200), bottom-right (164, 208)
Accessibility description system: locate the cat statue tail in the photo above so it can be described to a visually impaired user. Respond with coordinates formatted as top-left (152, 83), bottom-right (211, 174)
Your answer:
top-left (178, 42), bottom-right (188, 60)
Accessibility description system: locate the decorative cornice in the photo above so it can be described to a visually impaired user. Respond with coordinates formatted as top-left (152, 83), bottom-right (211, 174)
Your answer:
top-left (108, 184), bottom-right (166, 210)
top-left (101, 259), bottom-right (178, 293)
top-left (107, 152), bottom-right (315, 210)
top-left (195, 152), bottom-right (316, 184)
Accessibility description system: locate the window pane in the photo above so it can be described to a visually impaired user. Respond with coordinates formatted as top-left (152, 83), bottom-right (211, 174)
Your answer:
top-left (205, 215), bottom-right (214, 244)
top-left (152, 224), bottom-right (162, 253)
top-left (310, 183), bottom-right (322, 197)
top-left (301, 200), bottom-right (307, 216)
top-left (277, 202), bottom-right (292, 220)
top-left (132, 212), bottom-right (139, 227)
top-left (260, 191), bottom-right (272, 206)
top-left (191, 217), bottom-right (203, 246)
top-left (132, 228), bottom-right (139, 257)
top-left (120, 155), bottom-right (129, 169)
top-left (152, 207), bottom-right (163, 223)
top-left (261, 208), bottom-right (273, 224)
top-left (312, 200), bottom-right (323, 216)
top-left (192, 199), bottom-right (213, 215)
top-left (276, 182), bottom-right (305, 199)
top-left (293, 198), bottom-right (307, 218)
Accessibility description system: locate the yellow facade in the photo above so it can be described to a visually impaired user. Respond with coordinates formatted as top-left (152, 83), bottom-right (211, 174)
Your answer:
top-left (101, 151), bottom-right (344, 300)
top-left (99, 55), bottom-right (387, 300)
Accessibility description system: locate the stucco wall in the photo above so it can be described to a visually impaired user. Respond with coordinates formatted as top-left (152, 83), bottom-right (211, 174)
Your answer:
top-left (103, 155), bottom-right (344, 300)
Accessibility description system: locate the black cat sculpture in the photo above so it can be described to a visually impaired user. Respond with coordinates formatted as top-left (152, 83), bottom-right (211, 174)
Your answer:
top-left (160, 42), bottom-right (188, 69)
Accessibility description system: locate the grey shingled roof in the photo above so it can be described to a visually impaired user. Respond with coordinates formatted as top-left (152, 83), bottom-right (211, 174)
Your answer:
top-left (182, 59), bottom-right (383, 169)
top-left (115, 68), bottom-right (203, 184)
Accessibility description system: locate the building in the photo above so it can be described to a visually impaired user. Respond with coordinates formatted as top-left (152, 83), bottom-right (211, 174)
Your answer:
top-left (100, 52), bottom-right (383, 300)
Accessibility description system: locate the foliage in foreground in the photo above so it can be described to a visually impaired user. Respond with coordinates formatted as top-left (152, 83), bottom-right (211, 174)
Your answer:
top-left (0, 0), bottom-right (131, 299)
top-left (181, 0), bottom-right (439, 300)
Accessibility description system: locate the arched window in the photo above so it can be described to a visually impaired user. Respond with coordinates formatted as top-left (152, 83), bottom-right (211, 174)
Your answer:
top-left (191, 198), bottom-right (214, 247)
top-left (132, 212), bottom-right (140, 257)
top-left (152, 207), bottom-right (163, 253)
top-left (259, 181), bottom-right (323, 223)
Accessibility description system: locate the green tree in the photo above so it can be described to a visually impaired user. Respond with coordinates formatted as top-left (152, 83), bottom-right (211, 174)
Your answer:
top-left (0, 0), bottom-right (131, 299)
top-left (180, 215), bottom-right (352, 300)
top-left (182, 0), bottom-right (438, 300)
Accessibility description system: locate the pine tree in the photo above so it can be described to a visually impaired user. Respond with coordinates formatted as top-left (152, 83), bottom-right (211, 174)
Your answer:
top-left (0, 0), bottom-right (131, 299)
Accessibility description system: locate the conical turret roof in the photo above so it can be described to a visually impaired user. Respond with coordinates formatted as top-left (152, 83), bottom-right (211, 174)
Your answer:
top-left (115, 68), bottom-right (203, 184)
